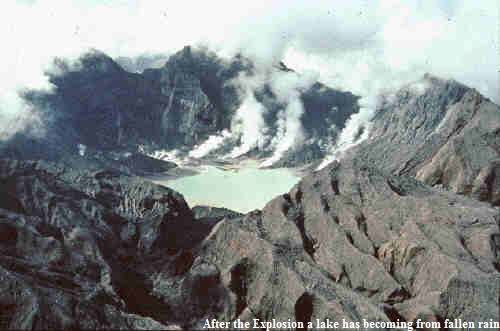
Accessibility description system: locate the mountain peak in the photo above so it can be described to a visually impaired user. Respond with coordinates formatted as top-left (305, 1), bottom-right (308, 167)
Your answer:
top-left (75, 49), bottom-right (124, 75)
top-left (48, 49), bottom-right (124, 85)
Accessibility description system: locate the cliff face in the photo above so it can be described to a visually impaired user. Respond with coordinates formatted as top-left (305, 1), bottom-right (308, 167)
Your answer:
top-left (8, 46), bottom-right (359, 167)
top-left (0, 158), bottom-right (498, 329)
top-left (152, 46), bottom-right (244, 147)
top-left (350, 74), bottom-right (500, 205)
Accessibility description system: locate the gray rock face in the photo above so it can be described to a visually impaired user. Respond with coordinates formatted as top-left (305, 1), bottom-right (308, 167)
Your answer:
top-left (351, 74), bottom-right (500, 205)
top-left (10, 46), bottom-right (360, 168)
top-left (1, 157), bottom-right (497, 329)
top-left (155, 47), bottom-right (230, 147)
top-left (0, 159), bottom-right (190, 329)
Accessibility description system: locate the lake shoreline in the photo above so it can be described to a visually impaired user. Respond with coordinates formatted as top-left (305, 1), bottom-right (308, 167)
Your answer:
top-left (146, 162), bottom-right (303, 213)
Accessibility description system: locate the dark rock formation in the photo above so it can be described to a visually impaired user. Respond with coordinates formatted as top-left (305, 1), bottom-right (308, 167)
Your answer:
top-left (350, 74), bottom-right (500, 205)
top-left (1, 157), bottom-right (498, 329)
top-left (0, 159), bottom-right (190, 329)
top-left (8, 46), bottom-right (360, 167)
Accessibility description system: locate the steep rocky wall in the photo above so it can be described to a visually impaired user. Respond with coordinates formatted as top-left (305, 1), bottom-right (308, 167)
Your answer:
top-left (13, 47), bottom-right (360, 167)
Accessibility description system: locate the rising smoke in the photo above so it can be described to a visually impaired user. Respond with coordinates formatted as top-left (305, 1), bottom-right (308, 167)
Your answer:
top-left (224, 65), bottom-right (319, 162)
top-left (226, 72), bottom-right (269, 158)
top-left (1, 0), bottom-right (497, 164)
top-left (189, 130), bottom-right (232, 159)
top-left (259, 69), bottom-right (318, 166)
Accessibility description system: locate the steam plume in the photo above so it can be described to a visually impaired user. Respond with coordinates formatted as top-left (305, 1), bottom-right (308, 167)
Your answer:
top-left (1, 0), bottom-right (497, 146)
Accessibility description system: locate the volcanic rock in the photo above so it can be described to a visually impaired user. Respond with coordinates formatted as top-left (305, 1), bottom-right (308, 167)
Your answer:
top-left (351, 74), bottom-right (500, 205)
top-left (0, 155), bottom-right (498, 329)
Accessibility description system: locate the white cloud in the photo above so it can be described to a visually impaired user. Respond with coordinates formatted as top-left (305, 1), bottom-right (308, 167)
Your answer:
top-left (283, 0), bottom-right (498, 103)
top-left (1, 0), bottom-right (497, 142)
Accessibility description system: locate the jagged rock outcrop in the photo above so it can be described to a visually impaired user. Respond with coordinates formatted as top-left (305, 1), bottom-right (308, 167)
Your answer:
top-left (9, 46), bottom-right (360, 167)
top-left (351, 74), bottom-right (500, 205)
top-left (152, 46), bottom-right (243, 147)
top-left (0, 159), bottom-right (191, 329)
top-left (1, 158), bottom-right (498, 329)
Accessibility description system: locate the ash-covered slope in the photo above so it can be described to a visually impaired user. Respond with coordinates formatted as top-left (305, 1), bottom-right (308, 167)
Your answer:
top-left (0, 158), bottom-right (498, 329)
top-left (349, 74), bottom-right (500, 205)
top-left (7, 46), bottom-right (359, 167)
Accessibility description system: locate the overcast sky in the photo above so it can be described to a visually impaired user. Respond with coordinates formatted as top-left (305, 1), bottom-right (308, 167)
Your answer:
top-left (1, 0), bottom-right (498, 114)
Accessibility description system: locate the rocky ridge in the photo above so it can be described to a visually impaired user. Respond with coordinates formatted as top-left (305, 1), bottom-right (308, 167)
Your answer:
top-left (349, 74), bottom-right (500, 206)
top-left (0, 157), bottom-right (498, 329)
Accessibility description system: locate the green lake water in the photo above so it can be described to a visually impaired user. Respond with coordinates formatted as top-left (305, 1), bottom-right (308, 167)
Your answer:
top-left (153, 166), bottom-right (301, 213)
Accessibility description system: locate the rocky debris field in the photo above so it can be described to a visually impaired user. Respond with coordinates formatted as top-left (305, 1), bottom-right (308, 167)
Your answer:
top-left (0, 157), bottom-right (498, 329)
